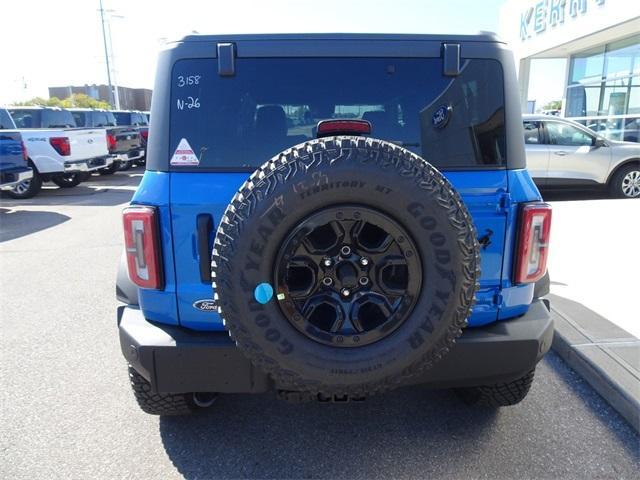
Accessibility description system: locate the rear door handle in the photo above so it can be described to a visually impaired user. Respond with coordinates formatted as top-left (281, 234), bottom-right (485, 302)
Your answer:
top-left (196, 214), bottom-right (214, 283)
top-left (554, 151), bottom-right (568, 156)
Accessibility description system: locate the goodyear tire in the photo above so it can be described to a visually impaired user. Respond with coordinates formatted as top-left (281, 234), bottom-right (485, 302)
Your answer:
top-left (212, 137), bottom-right (480, 397)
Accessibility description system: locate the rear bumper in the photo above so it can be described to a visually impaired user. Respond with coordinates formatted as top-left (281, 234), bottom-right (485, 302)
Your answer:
top-left (113, 149), bottom-right (145, 162)
top-left (64, 156), bottom-right (113, 173)
top-left (118, 299), bottom-right (553, 394)
top-left (0, 167), bottom-right (32, 189)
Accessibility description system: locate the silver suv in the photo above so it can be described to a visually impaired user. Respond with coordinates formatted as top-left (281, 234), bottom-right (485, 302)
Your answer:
top-left (523, 115), bottom-right (640, 198)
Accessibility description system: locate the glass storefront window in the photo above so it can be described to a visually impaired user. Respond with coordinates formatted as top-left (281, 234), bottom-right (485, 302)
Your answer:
top-left (566, 35), bottom-right (640, 143)
top-left (604, 36), bottom-right (640, 79)
top-left (570, 46), bottom-right (605, 84)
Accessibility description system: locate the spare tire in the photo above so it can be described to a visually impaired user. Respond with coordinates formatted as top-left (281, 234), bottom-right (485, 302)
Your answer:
top-left (212, 137), bottom-right (480, 397)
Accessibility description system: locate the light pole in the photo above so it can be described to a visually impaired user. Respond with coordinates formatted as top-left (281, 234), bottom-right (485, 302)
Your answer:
top-left (98, 0), bottom-right (115, 107)
top-left (106, 13), bottom-right (124, 110)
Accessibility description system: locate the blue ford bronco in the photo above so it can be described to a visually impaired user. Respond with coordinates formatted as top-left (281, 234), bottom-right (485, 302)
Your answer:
top-left (117, 33), bottom-right (554, 415)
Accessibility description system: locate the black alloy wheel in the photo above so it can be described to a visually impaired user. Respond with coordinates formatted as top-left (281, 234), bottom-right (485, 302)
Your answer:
top-left (274, 206), bottom-right (421, 348)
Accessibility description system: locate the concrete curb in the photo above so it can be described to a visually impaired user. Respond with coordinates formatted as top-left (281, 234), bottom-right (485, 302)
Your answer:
top-left (549, 294), bottom-right (640, 432)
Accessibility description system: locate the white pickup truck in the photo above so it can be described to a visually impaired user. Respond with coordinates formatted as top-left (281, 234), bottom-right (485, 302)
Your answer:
top-left (5, 106), bottom-right (114, 198)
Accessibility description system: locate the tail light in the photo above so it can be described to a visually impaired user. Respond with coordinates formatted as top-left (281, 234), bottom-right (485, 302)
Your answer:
top-left (49, 137), bottom-right (70, 156)
top-left (21, 140), bottom-right (28, 161)
top-left (140, 130), bottom-right (149, 142)
top-left (316, 119), bottom-right (371, 138)
top-left (514, 203), bottom-right (552, 284)
top-left (122, 206), bottom-right (163, 289)
top-left (106, 132), bottom-right (117, 152)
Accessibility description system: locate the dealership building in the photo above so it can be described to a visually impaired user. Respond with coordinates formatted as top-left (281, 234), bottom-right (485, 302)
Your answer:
top-left (500, 0), bottom-right (640, 142)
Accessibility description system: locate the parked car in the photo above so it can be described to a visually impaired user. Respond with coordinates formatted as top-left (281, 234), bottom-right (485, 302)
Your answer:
top-left (523, 114), bottom-right (640, 198)
top-left (6, 106), bottom-right (112, 198)
top-left (111, 110), bottom-right (148, 167)
top-left (68, 108), bottom-right (143, 175)
top-left (117, 34), bottom-right (554, 416)
top-left (0, 108), bottom-right (33, 193)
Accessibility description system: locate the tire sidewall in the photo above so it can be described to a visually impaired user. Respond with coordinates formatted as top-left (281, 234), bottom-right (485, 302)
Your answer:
top-left (215, 137), bottom-right (478, 393)
top-left (611, 164), bottom-right (640, 198)
top-left (8, 166), bottom-right (41, 199)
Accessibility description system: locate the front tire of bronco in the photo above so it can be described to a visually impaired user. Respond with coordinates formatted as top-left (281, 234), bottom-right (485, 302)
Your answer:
top-left (454, 369), bottom-right (536, 407)
top-left (128, 366), bottom-right (216, 416)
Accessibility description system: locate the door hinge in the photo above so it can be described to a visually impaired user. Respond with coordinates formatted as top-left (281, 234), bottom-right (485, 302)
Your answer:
top-left (498, 192), bottom-right (512, 214)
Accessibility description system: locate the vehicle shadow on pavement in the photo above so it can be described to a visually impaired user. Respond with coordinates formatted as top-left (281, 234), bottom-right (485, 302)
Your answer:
top-left (0, 172), bottom-right (140, 208)
top-left (159, 387), bottom-right (499, 479)
top-left (0, 208), bottom-right (70, 242)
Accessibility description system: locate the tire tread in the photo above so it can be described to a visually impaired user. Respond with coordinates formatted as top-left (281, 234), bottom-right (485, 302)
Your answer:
top-left (212, 137), bottom-right (481, 398)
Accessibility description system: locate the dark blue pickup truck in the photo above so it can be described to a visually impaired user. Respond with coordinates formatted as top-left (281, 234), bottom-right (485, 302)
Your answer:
top-left (0, 108), bottom-right (32, 194)
top-left (117, 33), bottom-right (553, 415)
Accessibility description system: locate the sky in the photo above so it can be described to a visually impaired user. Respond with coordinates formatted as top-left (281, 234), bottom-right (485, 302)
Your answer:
top-left (0, 0), bottom-right (564, 106)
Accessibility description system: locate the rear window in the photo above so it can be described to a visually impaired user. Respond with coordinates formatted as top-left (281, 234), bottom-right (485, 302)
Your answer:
top-left (169, 57), bottom-right (506, 170)
top-left (131, 113), bottom-right (148, 126)
top-left (0, 109), bottom-right (15, 129)
top-left (113, 112), bottom-right (132, 126)
top-left (72, 111), bottom-right (88, 127)
top-left (95, 112), bottom-right (117, 127)
top-left (9, 109), bottom-right (41, 129)
top-left (41, 109), bottom-right (76, 128)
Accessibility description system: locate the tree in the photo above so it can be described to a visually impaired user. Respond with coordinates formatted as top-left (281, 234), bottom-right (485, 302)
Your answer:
top-left (542, 100), bottom-right (562, 111)
top-left (12, 96), bottom-right (60, 106)
top-left (60, 93), bottom-right (111, 110)
top-left (11, 94), bottom-right (111, 110)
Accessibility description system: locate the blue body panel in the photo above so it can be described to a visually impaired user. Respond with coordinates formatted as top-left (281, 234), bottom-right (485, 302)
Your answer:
top-left (169, 172), bottom-right (248, 330)
top-left (131, 168), bottom-right (542, 331)
top-left (496, 169), bottom-right (543, 321)
top-left (131, 172), bottom-right (180, 325)
top-left (0, 131), bottom-right (26, 173)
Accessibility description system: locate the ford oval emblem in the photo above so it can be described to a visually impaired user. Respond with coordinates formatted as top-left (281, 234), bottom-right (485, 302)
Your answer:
top-left (432, 105), bottom-right (452, 129)
top-left (193, 299), bottom-right (217, 312)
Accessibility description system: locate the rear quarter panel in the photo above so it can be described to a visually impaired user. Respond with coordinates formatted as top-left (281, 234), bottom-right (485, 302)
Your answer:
top-left (20, 129), bottom-right (67, 173)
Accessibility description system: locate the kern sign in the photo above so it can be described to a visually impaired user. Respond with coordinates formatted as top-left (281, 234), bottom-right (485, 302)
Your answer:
top-left (520, 0), bottom-right (607, 41)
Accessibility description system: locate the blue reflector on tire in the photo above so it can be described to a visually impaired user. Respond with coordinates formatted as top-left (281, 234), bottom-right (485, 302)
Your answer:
top-left (254, 283), bottom-right (274, 304)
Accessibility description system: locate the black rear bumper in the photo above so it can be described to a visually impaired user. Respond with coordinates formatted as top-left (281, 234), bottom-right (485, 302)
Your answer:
top-left (118, 299), bottom-right (553, 394)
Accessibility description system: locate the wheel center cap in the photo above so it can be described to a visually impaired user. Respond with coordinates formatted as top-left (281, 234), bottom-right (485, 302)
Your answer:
top-left (336, 261), bottom-right (358, 288)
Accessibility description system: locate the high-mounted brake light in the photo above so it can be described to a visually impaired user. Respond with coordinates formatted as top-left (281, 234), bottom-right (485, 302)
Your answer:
top-left (122, 206), bottom-right (164, 289)
top-left (106, 132), bottom-right (117, 152)
top-left (514, 203), bottom-right (552, 284)
top-left (49, 137), bottom-right (70, 156)
top-left (316, 119), bottom-right (372, 138)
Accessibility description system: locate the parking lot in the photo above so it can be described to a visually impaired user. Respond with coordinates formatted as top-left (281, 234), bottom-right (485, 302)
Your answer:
top-left (0, 170), bottom-right (638, 479)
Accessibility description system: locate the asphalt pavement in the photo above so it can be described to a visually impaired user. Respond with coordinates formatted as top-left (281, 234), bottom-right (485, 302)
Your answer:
top-left (1, 172), bottom-right (638, 479)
